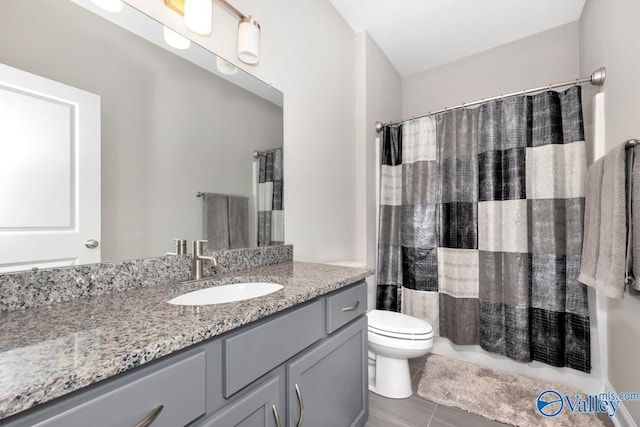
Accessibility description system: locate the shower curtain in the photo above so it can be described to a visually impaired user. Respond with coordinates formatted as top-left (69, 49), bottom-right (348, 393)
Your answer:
top-left (377, 86), bottom-right (591, 372)
top-left (257, 148), bottom-right (284, 246)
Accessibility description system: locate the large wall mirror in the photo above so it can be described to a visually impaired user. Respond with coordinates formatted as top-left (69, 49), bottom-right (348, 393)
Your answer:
top-left (0, 0), bottom-right (284, 273)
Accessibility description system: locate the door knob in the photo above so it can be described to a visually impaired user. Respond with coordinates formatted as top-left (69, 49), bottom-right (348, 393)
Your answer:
top-left (85, 239), bottom-right (99, 249)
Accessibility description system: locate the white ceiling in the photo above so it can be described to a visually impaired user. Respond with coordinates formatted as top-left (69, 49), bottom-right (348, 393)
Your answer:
top-left (329, 0), bottom-right (586, 77)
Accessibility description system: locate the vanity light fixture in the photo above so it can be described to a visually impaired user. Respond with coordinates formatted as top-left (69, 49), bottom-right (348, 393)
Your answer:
top-left (184, 0), bottom-right (213, 35)
top-left (163, 26), bottom-right (192, 50)
top-left (237, 17), bottom-right (260, 64)
top-left (91, 0), bottom-right (124, 13)
top-left (164, 0), bottom-right (261, 64)
top-left (216, 57), bottom-right (238, 75)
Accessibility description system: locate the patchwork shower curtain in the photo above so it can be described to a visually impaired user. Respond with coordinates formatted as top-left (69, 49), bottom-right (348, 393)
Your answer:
top-left (377, 86), bottom-right (591, 372)
top-left (257, 148), bottom-right (284, 246)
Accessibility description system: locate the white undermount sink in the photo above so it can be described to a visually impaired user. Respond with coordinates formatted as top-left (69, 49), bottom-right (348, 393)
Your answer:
top-left (167, 282), bottom-right (284, 305)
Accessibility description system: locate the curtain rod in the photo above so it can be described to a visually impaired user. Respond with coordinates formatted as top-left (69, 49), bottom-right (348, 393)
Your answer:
top-left (375, 67), bottom-right (606, 133)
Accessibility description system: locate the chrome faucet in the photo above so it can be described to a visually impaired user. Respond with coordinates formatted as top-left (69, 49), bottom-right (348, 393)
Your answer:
top-left (192, 240), bottom-right (218, 280)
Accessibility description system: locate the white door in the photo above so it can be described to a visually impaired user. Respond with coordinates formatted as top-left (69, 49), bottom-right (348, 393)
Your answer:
top-left (0, 63), bottom-right (100, 273)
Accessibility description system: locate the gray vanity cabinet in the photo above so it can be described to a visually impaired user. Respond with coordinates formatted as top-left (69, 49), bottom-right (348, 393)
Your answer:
top-left (0, 281), bottom-right (368, 427)
top-left (203, 281), bottom-right (367, 427)
top-left (287, 317), bottom-right (368, 427)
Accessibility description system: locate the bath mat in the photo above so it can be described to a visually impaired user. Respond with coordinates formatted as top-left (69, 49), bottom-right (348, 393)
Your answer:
top-left (417, 354), bottom-right (606, 427)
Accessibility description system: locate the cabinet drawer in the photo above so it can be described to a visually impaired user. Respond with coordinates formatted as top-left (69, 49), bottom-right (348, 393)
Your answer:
top-left (223, 299), bottom-right (324, 397)
top-left (326, 281), bottom-right (367, 334)
top-left (34, 352), bottom-right (206, 427)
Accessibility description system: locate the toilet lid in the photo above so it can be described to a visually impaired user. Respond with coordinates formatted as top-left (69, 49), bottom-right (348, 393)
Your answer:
top-left (367, 309), bottom-right (433, 336)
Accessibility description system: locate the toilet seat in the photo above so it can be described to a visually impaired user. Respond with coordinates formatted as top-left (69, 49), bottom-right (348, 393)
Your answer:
top-left (369, 325), bottom-right (433, 340)
top-left (367, 310), bottom-right (433, 340)
top-left (368, 329), bottom-right (433, 352)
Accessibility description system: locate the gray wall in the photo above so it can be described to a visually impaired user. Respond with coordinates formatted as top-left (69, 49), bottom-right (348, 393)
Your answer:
top-left (581, 0), bottom-right (640, 422)
top-left (0, 0), bottom-right (283, 262)
top-left (402, 22), bottom-right (580, 118)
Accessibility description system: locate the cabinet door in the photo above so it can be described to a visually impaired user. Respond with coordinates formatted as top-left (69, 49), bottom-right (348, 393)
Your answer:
top-left (199, 376), bottom-right (282, 427)
top-left (287, 317), bottom-right (367, 427)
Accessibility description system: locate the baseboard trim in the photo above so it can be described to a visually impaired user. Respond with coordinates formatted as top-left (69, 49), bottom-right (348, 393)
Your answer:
top-left (605, 380), bottom-right (638, 427)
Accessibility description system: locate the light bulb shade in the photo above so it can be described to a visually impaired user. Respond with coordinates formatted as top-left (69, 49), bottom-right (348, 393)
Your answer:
top-left (216, 57), bottom-right (238, 75)
top-left (163, 26), bottom-right (191, 50)
top-left (184, 0), bottom-right (212, 35)
top-left (237, 17), bottom-right (260, 64)
top-left (91, 0), bottom-right (124, 13)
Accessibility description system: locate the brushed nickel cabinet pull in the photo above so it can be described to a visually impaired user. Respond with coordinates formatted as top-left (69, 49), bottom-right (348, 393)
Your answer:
top-left (134, 405), bottom-right (164, 427)
top-left (272, 404), bottom-right (282, 427)
top-left (341, 300), bottom-right (360, 312)
top-left (295, 383), bottom-right (304, 427)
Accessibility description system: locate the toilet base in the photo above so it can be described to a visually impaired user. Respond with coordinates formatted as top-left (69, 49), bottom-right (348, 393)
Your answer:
top-left (368, 354), bottom-right (413, 399)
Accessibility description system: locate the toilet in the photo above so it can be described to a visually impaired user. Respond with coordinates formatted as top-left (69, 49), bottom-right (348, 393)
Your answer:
top-left (324, 261), bottom-right (433, 399)
top-left (367, 309), bottom-right (433, 399)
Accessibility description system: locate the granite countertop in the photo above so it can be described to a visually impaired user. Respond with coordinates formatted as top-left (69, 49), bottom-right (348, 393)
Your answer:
top-left (0, 261), bottom-right (372, 420)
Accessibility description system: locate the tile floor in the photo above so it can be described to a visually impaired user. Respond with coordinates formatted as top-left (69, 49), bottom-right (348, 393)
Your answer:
top-left (365, 355), bottom-right (615, 427)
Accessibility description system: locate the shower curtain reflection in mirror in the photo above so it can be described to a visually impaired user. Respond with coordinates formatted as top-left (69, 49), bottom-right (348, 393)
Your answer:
top-left (254, 148), bottom-right (284, 246)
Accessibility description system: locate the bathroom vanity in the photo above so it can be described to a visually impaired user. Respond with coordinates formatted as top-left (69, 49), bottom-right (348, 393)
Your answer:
top-left (0, 261), bottom-right (370, 427)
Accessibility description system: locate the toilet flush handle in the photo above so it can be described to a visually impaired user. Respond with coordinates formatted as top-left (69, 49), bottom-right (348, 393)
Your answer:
top-left (341, 300), bottom-right (360, 312)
